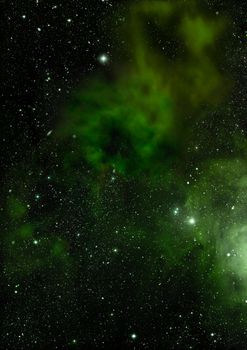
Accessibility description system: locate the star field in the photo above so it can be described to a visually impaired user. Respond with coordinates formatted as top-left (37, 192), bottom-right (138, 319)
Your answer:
top-left (2, 1), bottom-right (247, 349)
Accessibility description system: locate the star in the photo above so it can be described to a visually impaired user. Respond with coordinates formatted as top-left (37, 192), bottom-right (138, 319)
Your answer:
top-left (98, 53), bottom-right (110, 65)
top-left (188, 217), bottom-right (196, 225)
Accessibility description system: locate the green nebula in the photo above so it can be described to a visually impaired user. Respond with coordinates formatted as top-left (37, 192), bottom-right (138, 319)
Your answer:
top-left (186, 159), bottom-right (247, 301)
top-left (57, 0), bottom-right (227, 175)
top-left (3, 1), bottom-right (246, 348)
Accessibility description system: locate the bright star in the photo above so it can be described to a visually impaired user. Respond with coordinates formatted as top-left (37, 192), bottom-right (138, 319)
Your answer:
top-left (188, 217), bottom-right (196, 225)
top-left (98, 53), bottom-right (110, 65)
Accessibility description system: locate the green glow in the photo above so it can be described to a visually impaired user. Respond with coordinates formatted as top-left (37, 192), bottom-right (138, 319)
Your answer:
top-left (7, 197), bottom-right (27, 219)
top-left (18, 223), bottom-right (33, 239)
top-left (181, 16), bottom-right (221, 53)
top-left (59, 77), bottom-right (174, 174)
top-left (51, 239), bottom-right (69, 259)
top-left (58, 2), bottom-right (226, 174)
top-left (185, 158), bottom-right (247, 315)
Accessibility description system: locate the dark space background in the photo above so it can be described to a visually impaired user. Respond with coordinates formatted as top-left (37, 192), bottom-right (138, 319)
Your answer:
top-left (1, 1), bottom-right (247, 349)
top-left (1, 0), bottom-right (119, 169)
